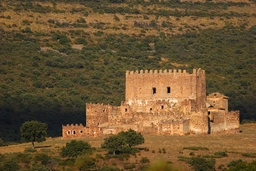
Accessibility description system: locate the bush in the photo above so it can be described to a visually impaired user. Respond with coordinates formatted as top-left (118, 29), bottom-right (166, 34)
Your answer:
top-left (30, 164), bottom-right (50, 171)
top-left (61, 140), bottom-right (93, 158)
top-left (189, 152), bottom-right (195, 156)
top-left (187, 156), bottom-right (215, 171)
top-left (1, 160), bottom-right (20, 171)
top-left (162, 148), bottom-right (166, 154)
top-left (242, 153), bottom-right (256, 158)
top-left (124, 163), bottom-right (135, 170)
top-left (34, 153), bottom-right (51, 165)
top-left (214, 151), bottom-right (228, 157)
top-left (228, 159), bottom-right (243, 167)
top-left (140, 157), bottom-right (150, 163)
top-left (158, 148), bottom-right (162, 153)
top-left (75, 155), bottom-right (96, 171)
top-left (183, 146), bottom-right (209, 151)
top-left (15, 152), bottom-right (31, 164)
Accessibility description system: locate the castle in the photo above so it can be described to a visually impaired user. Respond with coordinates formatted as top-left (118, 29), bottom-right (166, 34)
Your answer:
top-left (62, 68), bottom-right (239, 138)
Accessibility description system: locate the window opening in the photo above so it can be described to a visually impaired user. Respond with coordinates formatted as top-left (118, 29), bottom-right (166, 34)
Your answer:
top-left (150, 108), bottom-right (152, 111)
top-left (161, 105), bottom-right (164, 109)
top-left (167, 87), bottom-right (171, 93)
top-left (67, 131), bottom-right (71, 135)
top-left (152, 87), bottom-right (156, 94)
top-left (73, 131), bottom-right (76, 134)
top-left (80, 130), bottom-right (83, 134)
top-left (125, 108), bottom-right (128, 112)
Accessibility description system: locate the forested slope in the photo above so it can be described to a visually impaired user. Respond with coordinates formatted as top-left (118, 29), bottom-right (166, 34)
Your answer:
top-left (0, 0), bottom-right (255, 142)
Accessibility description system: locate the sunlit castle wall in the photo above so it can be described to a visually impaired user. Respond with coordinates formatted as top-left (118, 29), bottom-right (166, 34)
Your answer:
top-left (125, 68), bottom-right (206, 112)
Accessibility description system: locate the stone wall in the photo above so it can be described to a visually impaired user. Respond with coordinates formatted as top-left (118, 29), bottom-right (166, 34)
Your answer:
top-left (62, 124), bottom-right (101, 139)
top-left (125, 69), bottom-right (206, 111)
top-left (86, 103), bottom-right (109, 127)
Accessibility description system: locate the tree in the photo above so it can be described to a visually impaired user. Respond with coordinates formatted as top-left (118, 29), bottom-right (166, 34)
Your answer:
top-left (120, 129), bottom-right (144, 148)
top-left (101, 134), bottom-right (126, 155)
top-left (60, 140), bottom-right (92, 158)
top-left (101, 129), bottom-right (145, 155)
top-left (20, 120), bottom-right (48, 148)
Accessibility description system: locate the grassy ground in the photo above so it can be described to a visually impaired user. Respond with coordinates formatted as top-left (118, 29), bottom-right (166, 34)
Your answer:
top-left (1, 124), bottom-right (256, 170)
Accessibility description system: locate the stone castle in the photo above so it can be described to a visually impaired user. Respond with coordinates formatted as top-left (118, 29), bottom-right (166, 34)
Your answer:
top-left (62, 68), bottom-right (239, 138)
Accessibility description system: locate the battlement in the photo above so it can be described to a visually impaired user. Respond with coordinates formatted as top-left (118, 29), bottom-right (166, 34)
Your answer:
top-left (126, 68), bottom-right (204, 76)
top-left (62, 123), bottom-right (84, 127)
top-left (86, 103), bottom-right (109, 107)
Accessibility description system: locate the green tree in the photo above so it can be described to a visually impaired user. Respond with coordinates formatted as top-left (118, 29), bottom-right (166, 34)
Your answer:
top-left (101, 134), bottom-right (126, 155)
top-left (60, 140), bottom-right (92, 158)
top-left (102, 129), bottom-right (145, 155)
top-left (20, 120), bottom-right (48, 148)
top-left (120, 129), bottom-right (144, 148)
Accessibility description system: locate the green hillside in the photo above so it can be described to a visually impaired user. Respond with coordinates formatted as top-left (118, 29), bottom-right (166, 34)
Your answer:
top-left (0, 0), bottom-right (255, 142)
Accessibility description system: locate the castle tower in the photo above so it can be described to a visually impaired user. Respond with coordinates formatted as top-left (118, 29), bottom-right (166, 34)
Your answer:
top-left (125, 69), bottom-right (206, 111)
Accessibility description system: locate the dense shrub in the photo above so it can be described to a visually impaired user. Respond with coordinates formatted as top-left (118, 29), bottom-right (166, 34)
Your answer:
top-left (188, 156), bottom-right (215, 171)
top-left (140, 157), bottom-right (150, 163)
top-left (61, 140), bottom-right (93, 158)
top-left (214, 151), bottom-right (228, 158)
top-left (183, 146), bottom-right (209, 151)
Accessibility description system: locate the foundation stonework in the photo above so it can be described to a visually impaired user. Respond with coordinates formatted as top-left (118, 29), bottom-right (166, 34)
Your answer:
top-left (62, 69), bottom-right (239, 138)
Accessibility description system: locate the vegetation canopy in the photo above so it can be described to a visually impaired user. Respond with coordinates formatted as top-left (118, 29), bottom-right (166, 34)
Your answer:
top-left (102, 129), bottom-right (144, 155)
top-left (20, 120), bottom-right (48, 148)
top-left (60, 140), bottom-right (93, 158)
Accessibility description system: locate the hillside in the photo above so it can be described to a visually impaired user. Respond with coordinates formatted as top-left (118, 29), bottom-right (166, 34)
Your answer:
top-left (0, 0), bottom-right (256, 142)
top-left (0, 124), bottom-right (256, 170)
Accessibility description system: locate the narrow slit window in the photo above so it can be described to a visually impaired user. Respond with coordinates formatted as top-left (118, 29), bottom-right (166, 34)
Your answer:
top-left (125, 108), bottom-right (128, 112)
top-left (167, 87), bottom-right (171, 93)
top-left (73, 131), bottom-right (76, 135)
top-left (152, 87), bottom-right (156, 94)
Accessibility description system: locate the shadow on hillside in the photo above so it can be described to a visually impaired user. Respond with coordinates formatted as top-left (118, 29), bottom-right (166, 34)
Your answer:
top-left (35, 145), bottom-right (52, 149)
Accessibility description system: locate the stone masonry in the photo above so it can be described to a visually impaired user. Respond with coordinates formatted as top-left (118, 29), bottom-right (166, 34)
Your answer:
top-left (62, 68), bottom-right (239, 138)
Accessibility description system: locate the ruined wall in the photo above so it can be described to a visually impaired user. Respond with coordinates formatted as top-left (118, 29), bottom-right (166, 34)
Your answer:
top-left (207, 92), bottom-right (228, 112)
top-left (225, 110), bottom-right (240, 131)
top-left (189, 110), bottom-right (208, 134)
top-left (86, 103), bottom-right (109, 127)
top-left (62, 124), bottom-right (101, 139)
top-left (210, 109), bottom-right (226, 133)
top-left (125, 69), bottom-right (206, 112)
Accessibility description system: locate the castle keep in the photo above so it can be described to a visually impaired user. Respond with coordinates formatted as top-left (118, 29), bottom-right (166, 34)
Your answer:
top-left (62, 69), bottom-right (239, 138)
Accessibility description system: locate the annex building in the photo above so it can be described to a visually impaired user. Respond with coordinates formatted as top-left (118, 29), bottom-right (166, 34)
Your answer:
top-left (62, 68), bottom-right (239, 138)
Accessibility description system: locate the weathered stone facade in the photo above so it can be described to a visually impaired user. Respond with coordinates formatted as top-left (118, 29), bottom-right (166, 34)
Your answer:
top-left (62, 69), bottom-right (239, 138)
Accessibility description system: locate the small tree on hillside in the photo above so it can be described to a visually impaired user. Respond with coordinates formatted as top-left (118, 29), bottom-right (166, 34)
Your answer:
top-left (101, 134), bottom-right (126, 155)
top-left (102, 129), bottom-right (145, 155)
top-left (61, 140), bottom-right (93, 158)
top-left (120, 129), bottom-right (144, 148)
top-left (20, 120), bottom-right (48, 148)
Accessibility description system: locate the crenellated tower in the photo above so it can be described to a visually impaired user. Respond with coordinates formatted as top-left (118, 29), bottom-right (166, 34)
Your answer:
top-left (125, 68), bottom-right (206, 111)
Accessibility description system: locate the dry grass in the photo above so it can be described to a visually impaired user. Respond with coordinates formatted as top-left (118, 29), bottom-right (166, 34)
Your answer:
top-left (0, 124), bottom-right (256, 170)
